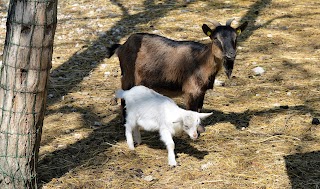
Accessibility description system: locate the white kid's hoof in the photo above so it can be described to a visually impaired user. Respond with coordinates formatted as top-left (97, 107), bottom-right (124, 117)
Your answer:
top-left (168, 160), bottom-right (177, 167)
top-left (128, 144), bottom-right (135, 150)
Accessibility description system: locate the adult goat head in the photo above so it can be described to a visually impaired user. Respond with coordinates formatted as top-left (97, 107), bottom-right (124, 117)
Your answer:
top-left (202, 18), bottom-right (248, 78)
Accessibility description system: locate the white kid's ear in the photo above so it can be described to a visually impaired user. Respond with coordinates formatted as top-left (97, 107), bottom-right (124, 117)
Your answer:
top-left (198, 112), bottom-right (213, 119)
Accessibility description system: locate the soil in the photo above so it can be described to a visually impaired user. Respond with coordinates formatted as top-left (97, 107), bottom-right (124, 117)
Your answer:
top-left (0, 0), bottom-right (319, 188)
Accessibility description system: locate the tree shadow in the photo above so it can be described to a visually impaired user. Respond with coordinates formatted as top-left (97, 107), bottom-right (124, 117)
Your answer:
top-left (238, 0), bottom-right (272, 42)
top-left (202, 104), bottom-right (317, 130)
top-left (285, 151), bottom-right (320, 189)
top-left (38, 106), bottom-right (124, 185)
top-left (48, 0), bottom-right (194, 105)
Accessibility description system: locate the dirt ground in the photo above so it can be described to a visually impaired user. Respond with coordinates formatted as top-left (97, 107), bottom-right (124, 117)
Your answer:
top-left (1, 0), bottom-right (320, 188)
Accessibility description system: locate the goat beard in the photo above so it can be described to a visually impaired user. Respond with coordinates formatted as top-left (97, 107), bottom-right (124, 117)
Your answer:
top-left (223, 59), bottom-right (234, 79)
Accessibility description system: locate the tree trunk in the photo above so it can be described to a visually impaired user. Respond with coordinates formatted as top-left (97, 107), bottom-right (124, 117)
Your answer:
top-left (0, 0), bottom-right (57, 188)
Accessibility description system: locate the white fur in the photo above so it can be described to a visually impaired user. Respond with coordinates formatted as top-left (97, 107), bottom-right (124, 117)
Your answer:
top-left (116, 85), bottom-right (212, 166)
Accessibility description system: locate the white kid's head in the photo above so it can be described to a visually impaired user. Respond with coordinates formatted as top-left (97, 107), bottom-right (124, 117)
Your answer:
top-left (182, 112), bottom-right (212, 140)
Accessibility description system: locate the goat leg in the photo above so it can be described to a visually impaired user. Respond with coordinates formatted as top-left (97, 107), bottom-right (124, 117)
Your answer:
top-left (196, 93), bottom-right (206, 112)
top-left (160, 129), bottom-right (177, 166)
top-left (125, 123), bottom-right (135, 150)
top-left (133, 126), bottom-right (142, 145)
top-left (186, 93), bottom-right (205, 112)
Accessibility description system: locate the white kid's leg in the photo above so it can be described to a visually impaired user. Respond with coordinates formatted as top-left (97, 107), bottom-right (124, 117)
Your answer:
top-left (133, 126), bottom-right (142, 145)
top-left (160, 129), bottom-right (176, 166)
top-left (125, 123), bottom-right (135, 150)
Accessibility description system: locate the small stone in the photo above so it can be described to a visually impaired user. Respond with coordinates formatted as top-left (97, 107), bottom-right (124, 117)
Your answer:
top-left (273, 103), bottom-right (281, 108)
top-left (100, 64), bottom-right (107, 69)
top-left (214, 79), bottom-right (225, 87)
top-left (57, 144), bottom-right (66, 149)
top-left (48, 94), bottom-right (54, 98)
top-left (65, 129), bottom-right (73, 134)
top-left (152, 30), bottom-right (161, 34)
top-left (312, 118), bottom-right (320, 125)
top-left (94, 121), bottom-right (102, 126)
top-left (104, 71), bottom-right (111, 77)
top-left (252, 66), bottom-right (265, 76)
top-left (267, 34), bottom-right (273, 38)
top-left (74, 133), bottom-right (82, 140)
top-left (201, 162), bottom-right (213, 170)
top-left (143, 175), bottom-right (154, 182)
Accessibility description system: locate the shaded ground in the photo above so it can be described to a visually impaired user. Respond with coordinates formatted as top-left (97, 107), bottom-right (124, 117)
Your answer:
top-left (1, 0), bottom-right (320, 188)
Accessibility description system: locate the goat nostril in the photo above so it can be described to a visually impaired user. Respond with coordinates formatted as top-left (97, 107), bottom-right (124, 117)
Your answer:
top-left (226, 52), bottom-right (236, 59)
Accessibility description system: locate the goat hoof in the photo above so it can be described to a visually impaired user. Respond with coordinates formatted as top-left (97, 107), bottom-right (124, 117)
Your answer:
top-left (128, 145), bottom-right (135, 150)
top-left (168, 161), bottom-right (177, 167)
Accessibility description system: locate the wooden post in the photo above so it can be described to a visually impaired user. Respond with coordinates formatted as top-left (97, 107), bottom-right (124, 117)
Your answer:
top-left (0, 0), bottom-right (57, 188)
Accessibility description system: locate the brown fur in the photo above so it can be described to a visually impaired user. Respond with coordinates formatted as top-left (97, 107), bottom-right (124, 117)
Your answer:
top-left (115, 33), bottom-right (223, 112)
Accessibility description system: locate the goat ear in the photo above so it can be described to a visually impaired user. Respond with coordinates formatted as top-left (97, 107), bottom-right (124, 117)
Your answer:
top-left (198, 112), bottom-right (213, 119)
top-left (235, 21), bottom-right (248, 36)
top-left (202, 24), bottom-right (213, 37)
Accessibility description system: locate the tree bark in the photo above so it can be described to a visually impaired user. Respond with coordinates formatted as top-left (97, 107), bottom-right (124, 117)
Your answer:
top-left (0, 0), bottom-right (57, 188)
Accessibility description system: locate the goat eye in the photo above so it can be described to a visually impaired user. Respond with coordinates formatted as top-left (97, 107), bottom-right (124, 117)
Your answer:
top-left (213, 38), bottom-right (222, 45)
top-left (184, 125), bottom-right (190, 129)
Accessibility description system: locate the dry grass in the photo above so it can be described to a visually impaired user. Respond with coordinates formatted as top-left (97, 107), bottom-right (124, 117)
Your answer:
top-left (1, 0), bottom-right (320, 188)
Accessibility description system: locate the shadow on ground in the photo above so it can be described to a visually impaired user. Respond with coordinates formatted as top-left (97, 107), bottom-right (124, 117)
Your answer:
top-left (40, 0), bottom-right (297, 186)
top-left (202, 104), bottom-right (317, 130)
top-left (285, 151), bottom-right (320, 189)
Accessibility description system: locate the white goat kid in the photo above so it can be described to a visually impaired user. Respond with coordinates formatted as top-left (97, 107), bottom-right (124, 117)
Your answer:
top-left (116, 85), bottom-right (212, 166)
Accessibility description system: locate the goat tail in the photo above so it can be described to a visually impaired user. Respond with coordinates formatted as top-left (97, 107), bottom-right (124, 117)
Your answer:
top-left (107, 44), bottom-right (121, 58)
top-left (115, 89), bottom-right (125, 99)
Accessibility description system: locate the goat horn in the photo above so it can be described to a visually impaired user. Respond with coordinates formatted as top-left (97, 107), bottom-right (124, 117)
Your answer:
top-left (226, 18), bottom-right (235, 26)
top-left (209, 20), bottom-right (221, 27)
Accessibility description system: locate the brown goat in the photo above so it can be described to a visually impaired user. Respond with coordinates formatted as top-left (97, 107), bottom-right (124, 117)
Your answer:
top-left (108, 19), bottom-right (248, 119)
